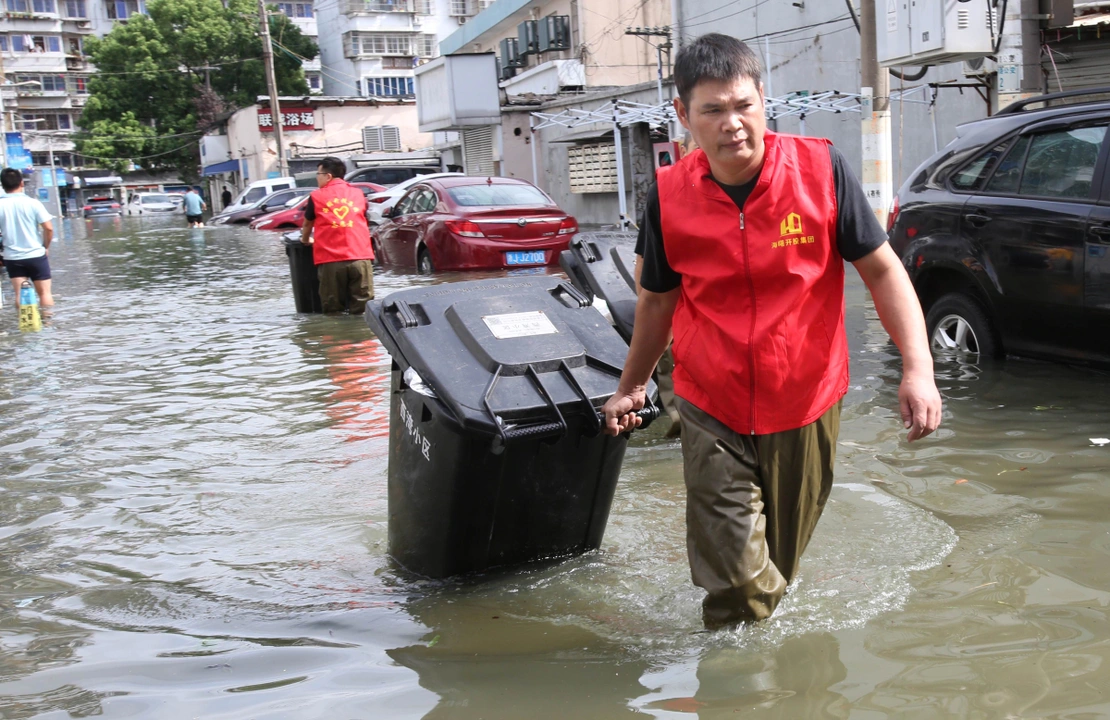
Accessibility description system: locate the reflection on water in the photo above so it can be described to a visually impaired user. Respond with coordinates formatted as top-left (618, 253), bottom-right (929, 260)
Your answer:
top-left (2, 218), bottom-right (1110, 718)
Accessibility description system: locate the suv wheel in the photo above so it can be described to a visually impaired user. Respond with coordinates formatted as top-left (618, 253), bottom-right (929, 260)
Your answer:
top-left (925, 292), bottom-right (998, 359)
top-left (417, 248), bottom-right (435, 274)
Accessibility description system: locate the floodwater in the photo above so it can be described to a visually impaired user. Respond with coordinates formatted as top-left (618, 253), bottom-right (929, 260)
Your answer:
top-left (2, 217), bottom-right (1109, 719)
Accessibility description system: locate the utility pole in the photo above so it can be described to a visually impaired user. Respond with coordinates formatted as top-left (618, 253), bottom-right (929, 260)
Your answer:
top-left (625, 27), bottom-right (671, 105)
top-left (859, 0), bottom-right (892, 228)
top-left (1020, 0), bottom-right (1042, 94)
top-left (257, 0), bottom-right (287, 177)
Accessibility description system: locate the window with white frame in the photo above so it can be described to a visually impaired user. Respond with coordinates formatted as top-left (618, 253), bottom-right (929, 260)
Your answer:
top-left (413, 0), bottom-right (431, 13)
top-left (449, 0), bottom-right (476, 16)
top-left (364, 77), bottom-right (414, 97)
top-left (420, 34), bottom-right (437, 58)
top-left (6, 0), bottom-right (57, 13)
top-left (568, 143), bottom-right (619, 193)
top-left (381, 56), bottom-right (413, 69)
top-left (354, 0), bottom-right (412, 12)
top-left (10, 35), bottom-right (63, 52)
top-left (70, 75), bottom-right (88, 94)
top-left (15, 74), bottom-right (66, 91)
top-left (106, 0), bottom-right (146, 19)
top-left (353, 32), bottom-right (420, 56)
top-left (18, 112), bottom-right (71, 130)
top-left (277, 2), bottom-right (312, 17)
top-left (63, 0), bottom-right (86, 16)
top-left (307, 74), bottom-right (320, 90)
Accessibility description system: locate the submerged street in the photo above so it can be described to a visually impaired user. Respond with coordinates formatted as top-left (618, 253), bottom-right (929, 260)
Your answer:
top-left (2, 216), bottom-right (1110, 717)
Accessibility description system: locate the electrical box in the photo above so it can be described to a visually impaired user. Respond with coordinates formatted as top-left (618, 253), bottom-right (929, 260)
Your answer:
top-left (537, 15), bottom-right (571, 52)
top-left (500, 37), bottom-right (523, 68)
top-left (518, 20), bottom-right (539, 55)
top-left (878, 0), bottom-right (997, 68)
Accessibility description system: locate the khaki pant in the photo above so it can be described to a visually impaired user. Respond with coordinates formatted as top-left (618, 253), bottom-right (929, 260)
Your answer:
top-left (676, 396), bottom-right (840, 627)
top-left (318, 259), bottom-right (374, 314)
top-left (655, 347), bottom-right (682, 437)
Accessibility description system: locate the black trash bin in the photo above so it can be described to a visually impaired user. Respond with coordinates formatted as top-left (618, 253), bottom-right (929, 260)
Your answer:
top-left (559, 232), bottom-right (639, 342)
top-left (366, 276), bottom-right (658, 578)
top-left (284, 232), bottom-right (323, 314)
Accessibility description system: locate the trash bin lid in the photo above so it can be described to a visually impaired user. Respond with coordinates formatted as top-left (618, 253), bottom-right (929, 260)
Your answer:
top-left (563, 232), bottom-right (639, 343)
top-left (367, 276), bottom-right (656, 438)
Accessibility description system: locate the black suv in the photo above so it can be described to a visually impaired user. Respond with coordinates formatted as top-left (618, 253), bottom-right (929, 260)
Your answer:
top-left (890, 88), bottom-right (1110, 366)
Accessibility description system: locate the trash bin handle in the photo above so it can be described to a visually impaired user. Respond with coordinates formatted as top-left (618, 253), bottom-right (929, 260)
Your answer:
top-left (385, 300), bottom-right (420, 329)
top-left (552, 281), bottom-right (592, 308)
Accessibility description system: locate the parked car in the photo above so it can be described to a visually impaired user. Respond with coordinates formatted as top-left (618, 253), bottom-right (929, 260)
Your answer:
top-left (223, 177), bottom-right (297, 214)
top-left (83, 196), bottom-right (122, 218)
top-left (211, 187), bottom-right (311, 225)
top-left (250, 182), bottom-right (385, 230)
top-left (365, 172), bottom-right (463, 226)
top-left (125, 192), bottom-right (182, 216)
top-left (372, 176), bottom-right (578, 273)
top-left (889, 87), bottom-right (1110, 366)
top-left (345, 165), bottom-right (440, 187)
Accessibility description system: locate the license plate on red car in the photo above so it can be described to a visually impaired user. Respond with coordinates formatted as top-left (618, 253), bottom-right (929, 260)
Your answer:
top-left (505, 250), bottom-right (546, 265)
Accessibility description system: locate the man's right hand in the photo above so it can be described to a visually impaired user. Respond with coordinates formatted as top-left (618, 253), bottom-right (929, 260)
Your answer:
top-left (602, 387), bottom-right (647, 436)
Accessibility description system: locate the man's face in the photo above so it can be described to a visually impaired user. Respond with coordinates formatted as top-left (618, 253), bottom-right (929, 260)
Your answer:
top-left (675, 76), bottom-right (766, 178)
top-left (316, 168), bottom-right (333, 188)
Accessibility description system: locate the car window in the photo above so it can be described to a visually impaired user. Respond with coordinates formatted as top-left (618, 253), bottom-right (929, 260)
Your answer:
top-left (413, 188), bottom-right (437, 213)
top-left (244, 187), bottom-right (268, 204)
top-left (272, 183), bottom-right (293, 192)
top-left (393, 190), bottom-right (419, 216)
top-left (267, 191), bottom-right (294, 206)
top-left (447, 184), bottom-right (551, 207)
top-left (142, 194), bottom-right (174, 204)
top-left (1017, 125), bottom-right (1107, 200)
top-left (950, 141), bottom-right (1011, 192)
top-left (984, 135), bottom-right (1031, 194)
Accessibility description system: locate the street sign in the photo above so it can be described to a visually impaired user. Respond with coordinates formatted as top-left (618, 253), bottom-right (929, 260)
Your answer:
top-left (5, 132), bottom-right (32, 170)
top-left (40, 167), bottom-right (54, 188)
top-left (37, 188), bottom-right (47, 201)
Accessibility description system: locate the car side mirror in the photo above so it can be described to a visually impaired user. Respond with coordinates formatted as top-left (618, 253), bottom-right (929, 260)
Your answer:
top-left (382, 207), bottom-right (394, 219)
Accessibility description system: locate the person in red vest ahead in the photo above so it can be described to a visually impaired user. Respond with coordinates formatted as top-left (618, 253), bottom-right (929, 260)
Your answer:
top-left (300, 156), bottom-right (374, 314)
top-left (602, 34), bottom-right (943, 629)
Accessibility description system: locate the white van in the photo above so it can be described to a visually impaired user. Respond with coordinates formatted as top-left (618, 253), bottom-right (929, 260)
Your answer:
top-left (224, 177), bottom-right (296, 214)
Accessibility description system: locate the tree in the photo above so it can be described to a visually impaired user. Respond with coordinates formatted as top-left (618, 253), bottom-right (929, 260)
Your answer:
top-left (75, 0), bottom-right (318, 180)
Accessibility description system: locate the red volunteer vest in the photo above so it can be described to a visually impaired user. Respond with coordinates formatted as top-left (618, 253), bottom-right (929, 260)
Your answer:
top-left (310, 179), bottom-right (374, 265)
top-left (657, 132), bottom-right (849, 435)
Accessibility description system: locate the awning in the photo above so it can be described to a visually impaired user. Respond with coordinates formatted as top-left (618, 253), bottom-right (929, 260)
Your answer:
top-left (83, 176), bottom-right (123, 185)
top-left (202, 159), bottom-right (239, 176)
top-left (548, 127), bottom-right (614, 144)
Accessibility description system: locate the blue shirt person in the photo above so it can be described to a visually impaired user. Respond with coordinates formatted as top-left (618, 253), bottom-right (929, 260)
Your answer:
top-left (0, 168), bottom-right (55, 309)
top-left (183, 189), bottom-right (206, 227)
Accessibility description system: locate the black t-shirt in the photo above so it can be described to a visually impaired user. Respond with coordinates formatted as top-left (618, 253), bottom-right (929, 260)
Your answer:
top-left (634, 144), bottom-right (888, 293)
top-left (303, 196), bottom-right (317, 221)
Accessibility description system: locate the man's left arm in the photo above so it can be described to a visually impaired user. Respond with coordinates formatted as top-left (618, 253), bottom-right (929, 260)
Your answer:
top-left (853, 244), bottom-right (942, 441)
top-left (300, 197), bottom-right (316, 245)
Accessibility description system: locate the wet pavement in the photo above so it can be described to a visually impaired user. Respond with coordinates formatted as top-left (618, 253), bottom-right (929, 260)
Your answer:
top-left (2, 217), bottom-right (1110, 718)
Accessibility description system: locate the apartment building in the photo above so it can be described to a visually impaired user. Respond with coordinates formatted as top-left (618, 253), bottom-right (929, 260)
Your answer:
top-left (0, 0), bottom-right (320, 171)
top-left (314, 0), bottom-right (472, 98)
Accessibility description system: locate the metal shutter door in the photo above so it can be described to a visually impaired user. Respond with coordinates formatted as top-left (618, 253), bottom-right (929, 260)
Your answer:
top-left (462, 125), bottom-right (495, 176)
top-left (1045, 39), bottom-right (1110, 92)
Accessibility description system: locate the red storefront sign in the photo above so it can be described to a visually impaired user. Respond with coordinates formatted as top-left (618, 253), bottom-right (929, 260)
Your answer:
top-left (258, 107), bottom-right (315, 132)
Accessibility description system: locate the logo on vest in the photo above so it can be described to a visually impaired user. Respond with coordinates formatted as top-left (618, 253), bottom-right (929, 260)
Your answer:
top-left (324, 197), bottom-right (359, 228)
top-left (774, 212), bottom-right (816, 249)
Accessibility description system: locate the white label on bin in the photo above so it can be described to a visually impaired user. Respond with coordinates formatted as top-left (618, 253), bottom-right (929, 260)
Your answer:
top-left (482, 311), bottom-right (558, 339)
top-left (399, 398), bottom-right (431, 461)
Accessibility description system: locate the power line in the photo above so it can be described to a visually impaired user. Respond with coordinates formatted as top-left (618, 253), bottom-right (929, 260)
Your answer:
top-left (680, 0), bottom-right (775, 26)
top-left (71, 136), bottom-right (202, 162)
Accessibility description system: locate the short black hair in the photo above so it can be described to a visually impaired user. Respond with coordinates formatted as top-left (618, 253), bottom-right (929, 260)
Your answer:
top-left (318, 156), bottom-right (346, 180)
top-left (674, 33), bottom-right (762, 106)
top-left (1, 168), bottom-right (23, 192)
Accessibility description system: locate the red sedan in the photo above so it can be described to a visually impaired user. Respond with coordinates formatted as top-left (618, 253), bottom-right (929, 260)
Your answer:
top-left (372, 176), bottom-right (578, 272)
top-left (250, 182), bottom-right (385, 230)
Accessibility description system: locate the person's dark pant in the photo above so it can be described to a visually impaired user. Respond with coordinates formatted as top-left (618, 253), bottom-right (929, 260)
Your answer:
top-left (2, 254), bottom-right (51, 281)
top-left (186, 214), bottom-right (202, 225)
top-left (317, 259), bottom-right (374, 314)
top-left (675, 396), bottom-right (840, 627)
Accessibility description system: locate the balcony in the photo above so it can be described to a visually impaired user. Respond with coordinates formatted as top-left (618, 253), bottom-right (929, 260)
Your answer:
top-left (1, 54), bottom-right (67, 73)
top-left (61, 16), bottom-right (93, 31)
top-left (342, 0), bottom-right (413, 16)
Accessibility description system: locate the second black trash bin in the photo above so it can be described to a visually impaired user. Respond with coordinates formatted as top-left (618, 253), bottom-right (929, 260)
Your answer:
top-left (559, 232), bottom-right (639, 343)
top-left (366, 276), bottom-right (658, 579)
top-left (283, 232), bottom-right (323, 314)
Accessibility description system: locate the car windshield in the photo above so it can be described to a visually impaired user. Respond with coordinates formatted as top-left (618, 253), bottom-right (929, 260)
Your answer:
top-left (243, 188), bottom-right (268, 205)
top-left (446, 185), bottom-right (550, 207)
top-left (142, 194), bottom-right (174, 204)
top-left (89, 198), bottom-right (115, 205)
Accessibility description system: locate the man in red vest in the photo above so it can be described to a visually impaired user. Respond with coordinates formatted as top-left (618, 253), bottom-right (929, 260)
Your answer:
top-left (602, 34), bottom-right (942, 628)
top-left (300, 156), bottom-right (374, 314)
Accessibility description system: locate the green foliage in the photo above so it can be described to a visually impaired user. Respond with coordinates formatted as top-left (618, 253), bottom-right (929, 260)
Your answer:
top-left (76, 0), bottom-right (318, 179)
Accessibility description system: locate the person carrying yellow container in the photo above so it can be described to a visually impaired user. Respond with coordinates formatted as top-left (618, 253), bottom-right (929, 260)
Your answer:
top-left (0, 167), bottom-right (55, 315)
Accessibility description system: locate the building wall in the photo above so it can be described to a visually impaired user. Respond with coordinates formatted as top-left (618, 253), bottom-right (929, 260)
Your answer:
top-left (316, 0), bottom-right (460, 98)
top-left (225, 101), bottom-right (436, 182)
top-left (441, 0), bottom-right (671, 89)
top-left (0, 0), bottom-right (320, 167)
top-left (676, 0), bottom-right (990, 188)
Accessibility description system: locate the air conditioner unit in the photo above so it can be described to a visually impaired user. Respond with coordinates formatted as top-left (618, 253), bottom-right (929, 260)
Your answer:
top-left (500, 36), bottom-right (523, 68)
top-left (518, 19), bottom-right (539, 55)
top-left (363, 125), bottom-right (402, 152)
top-left (878, 0), bottom-right (997, 67)
top-left (537, 15), bottom-right (570, 52)
top-left (963, 55), bottom-right (997, 77)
